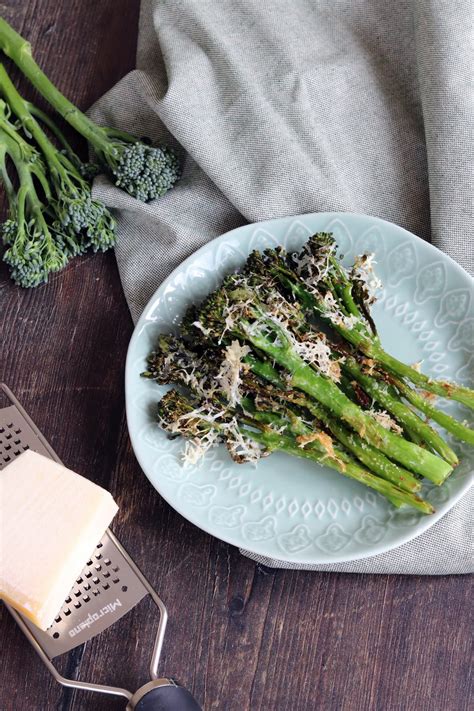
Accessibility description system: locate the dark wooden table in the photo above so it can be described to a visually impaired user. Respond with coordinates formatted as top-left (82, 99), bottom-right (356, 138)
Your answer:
top-left (0, 3), bottom-right (472, 710)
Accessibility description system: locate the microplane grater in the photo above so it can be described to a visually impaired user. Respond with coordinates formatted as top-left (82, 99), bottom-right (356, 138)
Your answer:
top-left (0, 384), bottom-right (201, 711)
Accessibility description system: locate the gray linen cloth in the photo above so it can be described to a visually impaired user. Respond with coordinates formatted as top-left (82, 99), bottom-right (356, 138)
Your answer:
top-left (90, 0), bottom-right (473, 574)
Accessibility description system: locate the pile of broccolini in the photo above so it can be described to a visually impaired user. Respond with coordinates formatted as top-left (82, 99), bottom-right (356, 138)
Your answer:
top-left (143, 233), bottom-right (474, 514)
top-left (0, 18), bottom-right (180, 287)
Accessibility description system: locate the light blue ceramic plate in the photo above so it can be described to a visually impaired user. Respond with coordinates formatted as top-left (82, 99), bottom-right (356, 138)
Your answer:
top-left (125, 213), bottom-right (473, 564)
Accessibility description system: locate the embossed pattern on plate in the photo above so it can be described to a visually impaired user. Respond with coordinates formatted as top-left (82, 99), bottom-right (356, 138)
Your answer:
top-left (125, 213), bottom-right (474, 564)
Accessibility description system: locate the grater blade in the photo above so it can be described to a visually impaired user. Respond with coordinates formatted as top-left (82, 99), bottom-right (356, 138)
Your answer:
top-left (21, 532), bottom-right (148, 657)
top-left (0, 385), bottom-right (146, 658)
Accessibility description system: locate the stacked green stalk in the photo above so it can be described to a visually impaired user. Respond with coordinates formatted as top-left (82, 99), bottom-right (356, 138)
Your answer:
top-left (141, 232), bottom-right (474, 515)
top-left (140, 232), bottom-right (473, 516)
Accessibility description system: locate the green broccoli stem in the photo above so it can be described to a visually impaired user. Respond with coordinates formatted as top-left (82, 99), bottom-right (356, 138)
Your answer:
top-left (0, 104), bottom-right (50, 199)
top-left (356, 377), bottom-right (426, 447)
top-left (274, 266), bottom-right (474, 410)
top-left (219, 407), bottom-right (430, 512)
top-left (342, 356), bottom-right (459, 466)
top-left (371, 346), bottom-right (474, 410)
top-left (244, 407), bottom-right (402, 507)
top-left (276, 268), bottom-right (379, 350)
top-left (26, 101), bottom-right (73, 151)
top-left (245, 428), bottom-right (433, 514)
top-left (341, 372), bottom-right (425, 448)
top-left (0, 140), bottom-right (14, 201)
top-left (258, 401), bottom-right (420, 496)
top-left (338, 372), bottom-right (366, 404)
top-left (0, 126), bottom-right (67, 284)
top-left (0, 127), bottom-right (48, 236)
top-left (200, 396), bottom-right (430, 512)
top-left (245, 355), bottom-right (422, 493)
top-left (388, 376), bottom-right (474, 445)
top-left (295, 398), bottom-right (421, 494)
top-left (25, 101), bottom-right (99, 178)
top-left (14, 169), bottom-right (51, 249)
top-left (0, 19), bottom-right (121, 160)
top-left (327, 254), bottom-right (364, 320)
top-left (240, 318), bottom-right (452, 483)
top-left (28, 101), bottom-right (133, 150)
top-left (0, 139), bottom-right (24, 247)
top-left (0, 64), bottom-right (83, 183)
top-left (244, 353), bottom-right (285, 387)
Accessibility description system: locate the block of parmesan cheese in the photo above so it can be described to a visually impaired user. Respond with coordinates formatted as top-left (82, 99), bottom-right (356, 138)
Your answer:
top-left (0, 450), bottom-right (118, 630)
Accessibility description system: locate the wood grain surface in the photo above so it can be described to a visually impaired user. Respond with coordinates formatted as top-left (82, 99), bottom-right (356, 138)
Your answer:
top-left (0, 2), bottom-right (472, 710)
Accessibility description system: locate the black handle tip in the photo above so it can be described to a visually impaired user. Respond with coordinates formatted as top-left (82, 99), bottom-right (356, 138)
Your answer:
top-left (133, 681), bottom-right (202, 711)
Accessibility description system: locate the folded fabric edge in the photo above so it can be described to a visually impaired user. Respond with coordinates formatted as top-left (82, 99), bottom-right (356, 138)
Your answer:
top-left (239, 549), bottom-right (473, 575)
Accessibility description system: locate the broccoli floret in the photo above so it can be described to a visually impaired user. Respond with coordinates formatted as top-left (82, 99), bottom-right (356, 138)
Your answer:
top-left (157, 389), bottom-right (203, 434)
top-left (0, 121), bottom-right (68, 287)
top-left (47, 152), bottom-right (116, 255)
top-left (110, 139), bottom-right (180, 203)
top-left (143, 334), bottom-right (204, 386)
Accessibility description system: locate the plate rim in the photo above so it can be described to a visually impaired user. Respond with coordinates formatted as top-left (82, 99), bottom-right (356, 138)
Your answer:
top-left (125, 211), bottom-right (474, 564)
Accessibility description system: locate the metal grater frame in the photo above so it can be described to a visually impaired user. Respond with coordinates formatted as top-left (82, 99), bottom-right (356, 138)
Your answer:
top-left (0, 383), bottom-right (169, 705)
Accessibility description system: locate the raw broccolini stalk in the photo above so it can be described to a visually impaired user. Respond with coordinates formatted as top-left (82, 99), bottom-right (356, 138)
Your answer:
top-left (0, 18), bottom-right (180, 202)
top-left (25, 101), bottom-right (100, 181)
top-left (157, 389), bottom-right (434, 514)
top-left (193, 276), bottom-right (453, 483)
top-left (260, 238), bottom-right (474, 410)
top-left (0, 111), bottom-right (67, 286)
top-left (0, 65), bottom-right (116, 255)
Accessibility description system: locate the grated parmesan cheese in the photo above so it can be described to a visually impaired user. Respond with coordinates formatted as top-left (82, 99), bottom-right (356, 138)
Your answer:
top-left (250, 306), bottom-right (343, 383)
top-left (170, 405), bottom-right (264, 467)
top-left (351, 253), bottom-right (382, 304)
top-left (216, 340), bottom-right (251, 406)
top-left (226, 423), bottom-right (264, 465)
top-left (182, 430), bottom-right (220, 467)
top-left (361, 358), bottom-right (377, 376)
top-left (219, 298), bottom-right (253, 343)
top-left (321, 292), bottom-right (361, 331)
top-left (292, 241), bottom-right (336, 285)
top-left (292, 336), bottom-right (341, 382)
top-left (296, 431), bottom-right (346, 470)
top-left (367, 408), bottom-right (403, 435)
top-left (192, 320), bottom-right (211, 337)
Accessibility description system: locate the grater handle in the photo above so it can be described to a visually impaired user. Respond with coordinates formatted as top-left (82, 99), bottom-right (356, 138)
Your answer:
top-left (129, 679), bottom-right (202, 711)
